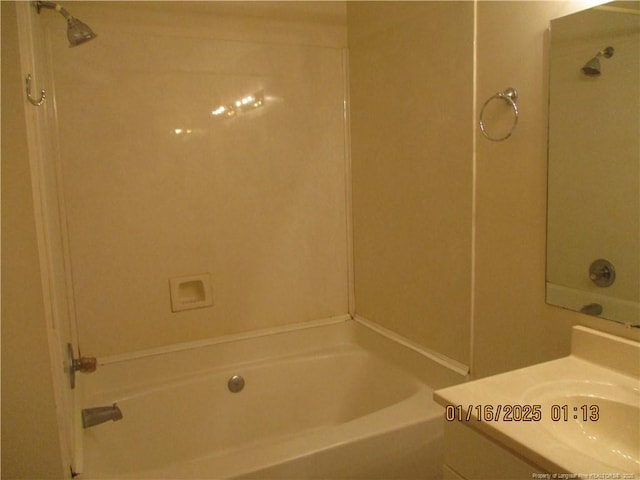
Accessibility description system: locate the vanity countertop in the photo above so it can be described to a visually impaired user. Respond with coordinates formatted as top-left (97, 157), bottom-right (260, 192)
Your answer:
top-left (434, 326), bottom-right (640, 475)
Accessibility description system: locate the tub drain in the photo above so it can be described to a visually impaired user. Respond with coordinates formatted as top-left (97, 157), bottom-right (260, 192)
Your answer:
top-left (228, 375), bottom-right (245, 393)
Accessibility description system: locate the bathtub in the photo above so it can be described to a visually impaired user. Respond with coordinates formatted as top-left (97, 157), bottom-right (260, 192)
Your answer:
top-left (79, 317), bottom-right (464, 479)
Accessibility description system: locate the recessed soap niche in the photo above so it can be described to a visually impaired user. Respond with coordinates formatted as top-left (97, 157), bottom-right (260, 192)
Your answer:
top-left (169, 273), bottom-right (213, 312)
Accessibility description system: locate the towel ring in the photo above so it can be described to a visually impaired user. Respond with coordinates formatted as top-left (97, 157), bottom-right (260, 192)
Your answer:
top-left (479, 87), bottom-right (518, 142)
top-left (25, 74), bottom-right (46, 107)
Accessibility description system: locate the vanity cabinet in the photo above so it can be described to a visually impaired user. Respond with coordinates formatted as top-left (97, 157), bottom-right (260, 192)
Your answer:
top-left (442, 421), bottom-right (545, 480)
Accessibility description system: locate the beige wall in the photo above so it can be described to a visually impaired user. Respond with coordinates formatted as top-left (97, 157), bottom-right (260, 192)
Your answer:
top-left (349, 1), bottom-right (639, 380)
top-left (1, 2), bottom-right (66, 478)
top-left (473, 1), bottom-right (579, 378)
top-left (348, 1), bottom-right (474, 367)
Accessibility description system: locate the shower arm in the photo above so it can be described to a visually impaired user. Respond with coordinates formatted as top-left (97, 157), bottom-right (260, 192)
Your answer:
top-left (34, 1), bottom-right (73, 20)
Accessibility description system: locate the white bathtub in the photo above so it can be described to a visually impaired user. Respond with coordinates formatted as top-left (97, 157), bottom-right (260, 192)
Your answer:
top-left (79, 318), bottom-right (464, 479)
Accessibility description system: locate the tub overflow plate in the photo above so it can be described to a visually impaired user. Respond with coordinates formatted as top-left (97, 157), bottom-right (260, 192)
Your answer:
top-left (228, 375), bottom-right (245, 393)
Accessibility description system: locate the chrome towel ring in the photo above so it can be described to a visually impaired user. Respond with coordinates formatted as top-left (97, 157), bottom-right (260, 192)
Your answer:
top-left (25, 74), bottom-right (46, 107)
top-left (479, 87), bottom-right (518, 142)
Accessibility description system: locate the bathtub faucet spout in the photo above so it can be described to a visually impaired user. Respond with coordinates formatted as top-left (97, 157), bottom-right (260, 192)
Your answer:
top-left (82, 403), bottom-right (123, 428)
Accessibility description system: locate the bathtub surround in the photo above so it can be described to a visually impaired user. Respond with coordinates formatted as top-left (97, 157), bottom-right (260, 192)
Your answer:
top-left (3, 1), bottom-right (639, 479)
top-left (348, 1), bottom-right (474, 370)
top-left (41, 2), bottom-right (350, 357)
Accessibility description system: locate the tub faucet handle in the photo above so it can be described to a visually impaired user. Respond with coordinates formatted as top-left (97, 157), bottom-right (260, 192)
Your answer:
top-left (73, 355), bottom-right (97, 373)
top-left (588, 259), bottom-right (615, 287)
top-left (67, 343), bottom-right (97, 389)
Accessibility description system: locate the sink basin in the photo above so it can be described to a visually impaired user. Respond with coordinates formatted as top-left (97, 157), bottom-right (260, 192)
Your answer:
top-left (435, 327), bottom-right (640, 475)
top-left (524, 380), bottom-right (640, 473)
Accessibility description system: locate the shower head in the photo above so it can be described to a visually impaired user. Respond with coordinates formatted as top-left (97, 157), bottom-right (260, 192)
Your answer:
top-left (34, 1), bottom-right (97, 47)
top-left (581, 46), bottom-right (614, 77)
top-left (64, 16), bottom-right (97, 47)
top-left (582, 57), bottom-right (602, 76)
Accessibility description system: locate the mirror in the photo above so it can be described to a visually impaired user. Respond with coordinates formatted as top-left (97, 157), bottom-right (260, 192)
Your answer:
top-left (546, 1), bottom-right (639, 326)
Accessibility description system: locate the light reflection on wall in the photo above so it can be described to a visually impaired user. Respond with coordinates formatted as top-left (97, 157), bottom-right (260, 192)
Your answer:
top-left (211, 90), bottom-right (265, 119)
top-left (170, 90), bottom-right (265, 136)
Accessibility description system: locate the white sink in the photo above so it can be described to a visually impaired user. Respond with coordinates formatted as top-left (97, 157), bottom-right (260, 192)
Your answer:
top-left (434, 326), bottom-right (640, 475)
top-left (524, 380), bottom-right (640, 473)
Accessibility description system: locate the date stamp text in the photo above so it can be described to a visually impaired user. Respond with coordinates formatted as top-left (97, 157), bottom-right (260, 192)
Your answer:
top-left (445, 404), bottom-right (600, 422)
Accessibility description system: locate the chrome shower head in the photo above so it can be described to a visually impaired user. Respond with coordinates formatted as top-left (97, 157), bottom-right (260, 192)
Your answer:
top-left (582, 57), bottom-right (602, 76)
top-left (582, 46), bottom-right (614, 77)
top-left (34, 1), bottom-right (97, 47)
top-left (65, 16), bottom-right (97, 47)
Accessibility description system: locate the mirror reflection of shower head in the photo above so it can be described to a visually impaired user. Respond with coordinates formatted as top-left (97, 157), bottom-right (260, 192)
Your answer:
top-left (34, 1), bottom-right (97, 47)
top-left (581, 46), bottom-right (614, 76)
